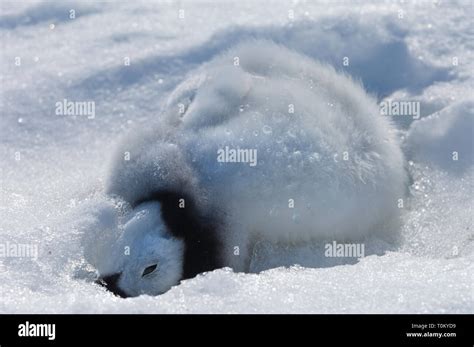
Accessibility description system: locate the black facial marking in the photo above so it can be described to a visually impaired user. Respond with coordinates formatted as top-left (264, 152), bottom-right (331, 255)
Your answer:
top-left (96, 273), bottom-right (128, 298)
top-left (134, 190), bottom-right (224, 280)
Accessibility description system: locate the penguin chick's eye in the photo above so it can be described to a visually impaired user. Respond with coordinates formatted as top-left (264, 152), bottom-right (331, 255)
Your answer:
top-left (142, 264), bottom-right (158, 277)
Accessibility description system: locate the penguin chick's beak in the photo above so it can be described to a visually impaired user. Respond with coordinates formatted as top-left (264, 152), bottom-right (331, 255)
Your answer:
top-left (96, 273), bottom-right (128, 298)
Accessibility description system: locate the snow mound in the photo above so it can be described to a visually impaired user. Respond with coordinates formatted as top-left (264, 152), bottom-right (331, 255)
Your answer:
top-left (1, 254), bottom-right (471, 314)
top-left (405, 100), bottom-right (474, 174)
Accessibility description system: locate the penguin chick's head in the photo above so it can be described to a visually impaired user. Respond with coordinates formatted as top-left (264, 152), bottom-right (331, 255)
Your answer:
top-left (98, 201), bottom-right (184, 297)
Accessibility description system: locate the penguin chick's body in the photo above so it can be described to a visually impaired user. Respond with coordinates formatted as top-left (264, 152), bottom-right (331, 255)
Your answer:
top-left (103, 40), bottom-right (407, 297)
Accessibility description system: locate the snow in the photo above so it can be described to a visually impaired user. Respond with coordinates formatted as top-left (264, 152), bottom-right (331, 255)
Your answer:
top-left (405, 100), bottom-right (473, 174)
top-left (0, 0), bottom-right (472, 313)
